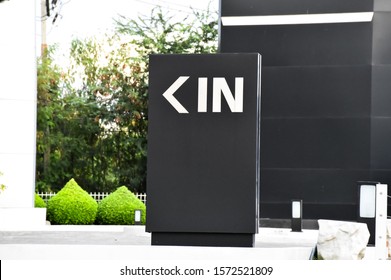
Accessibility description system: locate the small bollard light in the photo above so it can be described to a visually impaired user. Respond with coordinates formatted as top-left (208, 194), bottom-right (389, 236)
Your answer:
top-left (134, 209), bottom-right (142, 225)
top-left (359, 184), bottom-right (376, 218)
top-left (291, 199), bottom-right (302, 232)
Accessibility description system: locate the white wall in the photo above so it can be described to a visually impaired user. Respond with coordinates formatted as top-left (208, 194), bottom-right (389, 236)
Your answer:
top-left (0, 0), bottom-right (37, 208)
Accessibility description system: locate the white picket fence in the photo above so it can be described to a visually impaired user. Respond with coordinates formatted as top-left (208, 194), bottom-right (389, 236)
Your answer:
top-left (37, 191), bottom-right (147, 204)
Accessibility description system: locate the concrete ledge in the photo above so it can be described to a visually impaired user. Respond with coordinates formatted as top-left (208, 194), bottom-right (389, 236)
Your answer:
top-left (260, 218), bottom-right (319, 229)
top-left (0, 244), bottom-right (315, 260)
top-left (0, 208), bottom-right (46, 230)
top-left (14, 225), bottom-right (128, 232)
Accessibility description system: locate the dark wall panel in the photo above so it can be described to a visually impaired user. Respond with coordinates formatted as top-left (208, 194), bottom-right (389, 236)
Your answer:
top-left (372, 12), bottom-right (391, 65)
top-left (261, 118), bottom-right (370, 169)
top-left (371, 171), bottom-right (391, 186)
top-left (371, 65), bottom-right (391, 116)
top-left (374, 0), bottom-right (391, 12)
top-left (221, 0), bottom-right (374, 16)
top-left (220, 0), bottom-right (390, 221)
top-left (370, 8), bottom-right (391, 207)
top-left (220, 23), bottom-right (372, 67)
top-left (371, 118), bottom-right (391, 169)
top-left (261, 169), bottom-right (370, 203)
top-left (260, 168), bottom-right (370, 219)
top-left (262, 66), bottom-right (371, 118)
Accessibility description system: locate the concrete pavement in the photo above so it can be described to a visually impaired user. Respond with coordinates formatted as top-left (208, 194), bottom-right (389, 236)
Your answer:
top-left (0, 226), bottom-right (318, 260)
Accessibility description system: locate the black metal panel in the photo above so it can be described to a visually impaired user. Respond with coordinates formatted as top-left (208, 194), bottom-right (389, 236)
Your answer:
top-left (261, 118), bottom-right (371, 169)
top-left (220, 23), bottom-right (372, 67)
top-left (372, 12), bottom-right (391, 65)
top-left (370, 118), bottom-right (391, 169)
top-left (371, 65), bottom-right (391, 117)
top-left (260, 168), bottom-right (371, 220)
top-left (147, 54), bottom-right (261, 239)
top-left (219, 0), bottom-right (390, 222)
top-left (221, 0), bottom-right (374, 16)
top-left (152, 233), bottom-right (254, 247)
top-left (370, 170), bottom-right (391, 185)
top-left (262, 66), bottom-right (371, 118)
top-left (374, 0), bottom-right (391, 11)
top-left (261, 168), bottom-right (371, 204)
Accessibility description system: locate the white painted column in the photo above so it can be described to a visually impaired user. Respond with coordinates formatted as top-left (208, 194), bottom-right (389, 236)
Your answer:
top-left (375, 184), bottom-right (388, 260)
top-left (0, 0), bottom-right (46, 228)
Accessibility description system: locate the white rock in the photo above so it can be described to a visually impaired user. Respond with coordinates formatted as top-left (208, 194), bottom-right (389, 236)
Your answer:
top-left (317, 219), bottom-right (370, 260)
top-left (387, 220), bottom-right (391, 259)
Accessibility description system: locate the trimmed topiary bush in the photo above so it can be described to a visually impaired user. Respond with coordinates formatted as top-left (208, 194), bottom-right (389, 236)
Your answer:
top-left (96, 186), bottom-right (146, 225)
top-left (47, 178), bottom-right (98, 225)
top-left (34, 193), bottom-right (46, 208)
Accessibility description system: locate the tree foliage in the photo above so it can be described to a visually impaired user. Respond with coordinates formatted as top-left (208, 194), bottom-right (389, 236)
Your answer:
top-left (36, 47), bottom-right (67, 191)
top-left (115, 6), bottom-right (218, 56)
top-left (36, 7), bottom-right (218, 193)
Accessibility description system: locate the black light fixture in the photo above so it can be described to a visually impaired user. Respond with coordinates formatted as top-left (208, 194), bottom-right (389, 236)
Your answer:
top-left (291, 199), bottom-right (303, 232)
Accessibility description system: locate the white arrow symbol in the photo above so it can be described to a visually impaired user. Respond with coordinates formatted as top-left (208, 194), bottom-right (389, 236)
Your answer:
top-left (162, 76), bottom-right (189, 113)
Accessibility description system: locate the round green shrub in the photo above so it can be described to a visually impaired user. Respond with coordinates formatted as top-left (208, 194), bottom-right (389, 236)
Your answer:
top-left (96, 186), bottom-right (146, 225)
top-left (47, 178), bottom-right (98, 225)
top-left (34, 193), bottom-right (46, 208)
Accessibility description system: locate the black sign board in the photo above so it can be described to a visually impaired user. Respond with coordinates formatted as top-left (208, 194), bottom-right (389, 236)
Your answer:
top-left (146, 53), bottom-right (261, 247)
